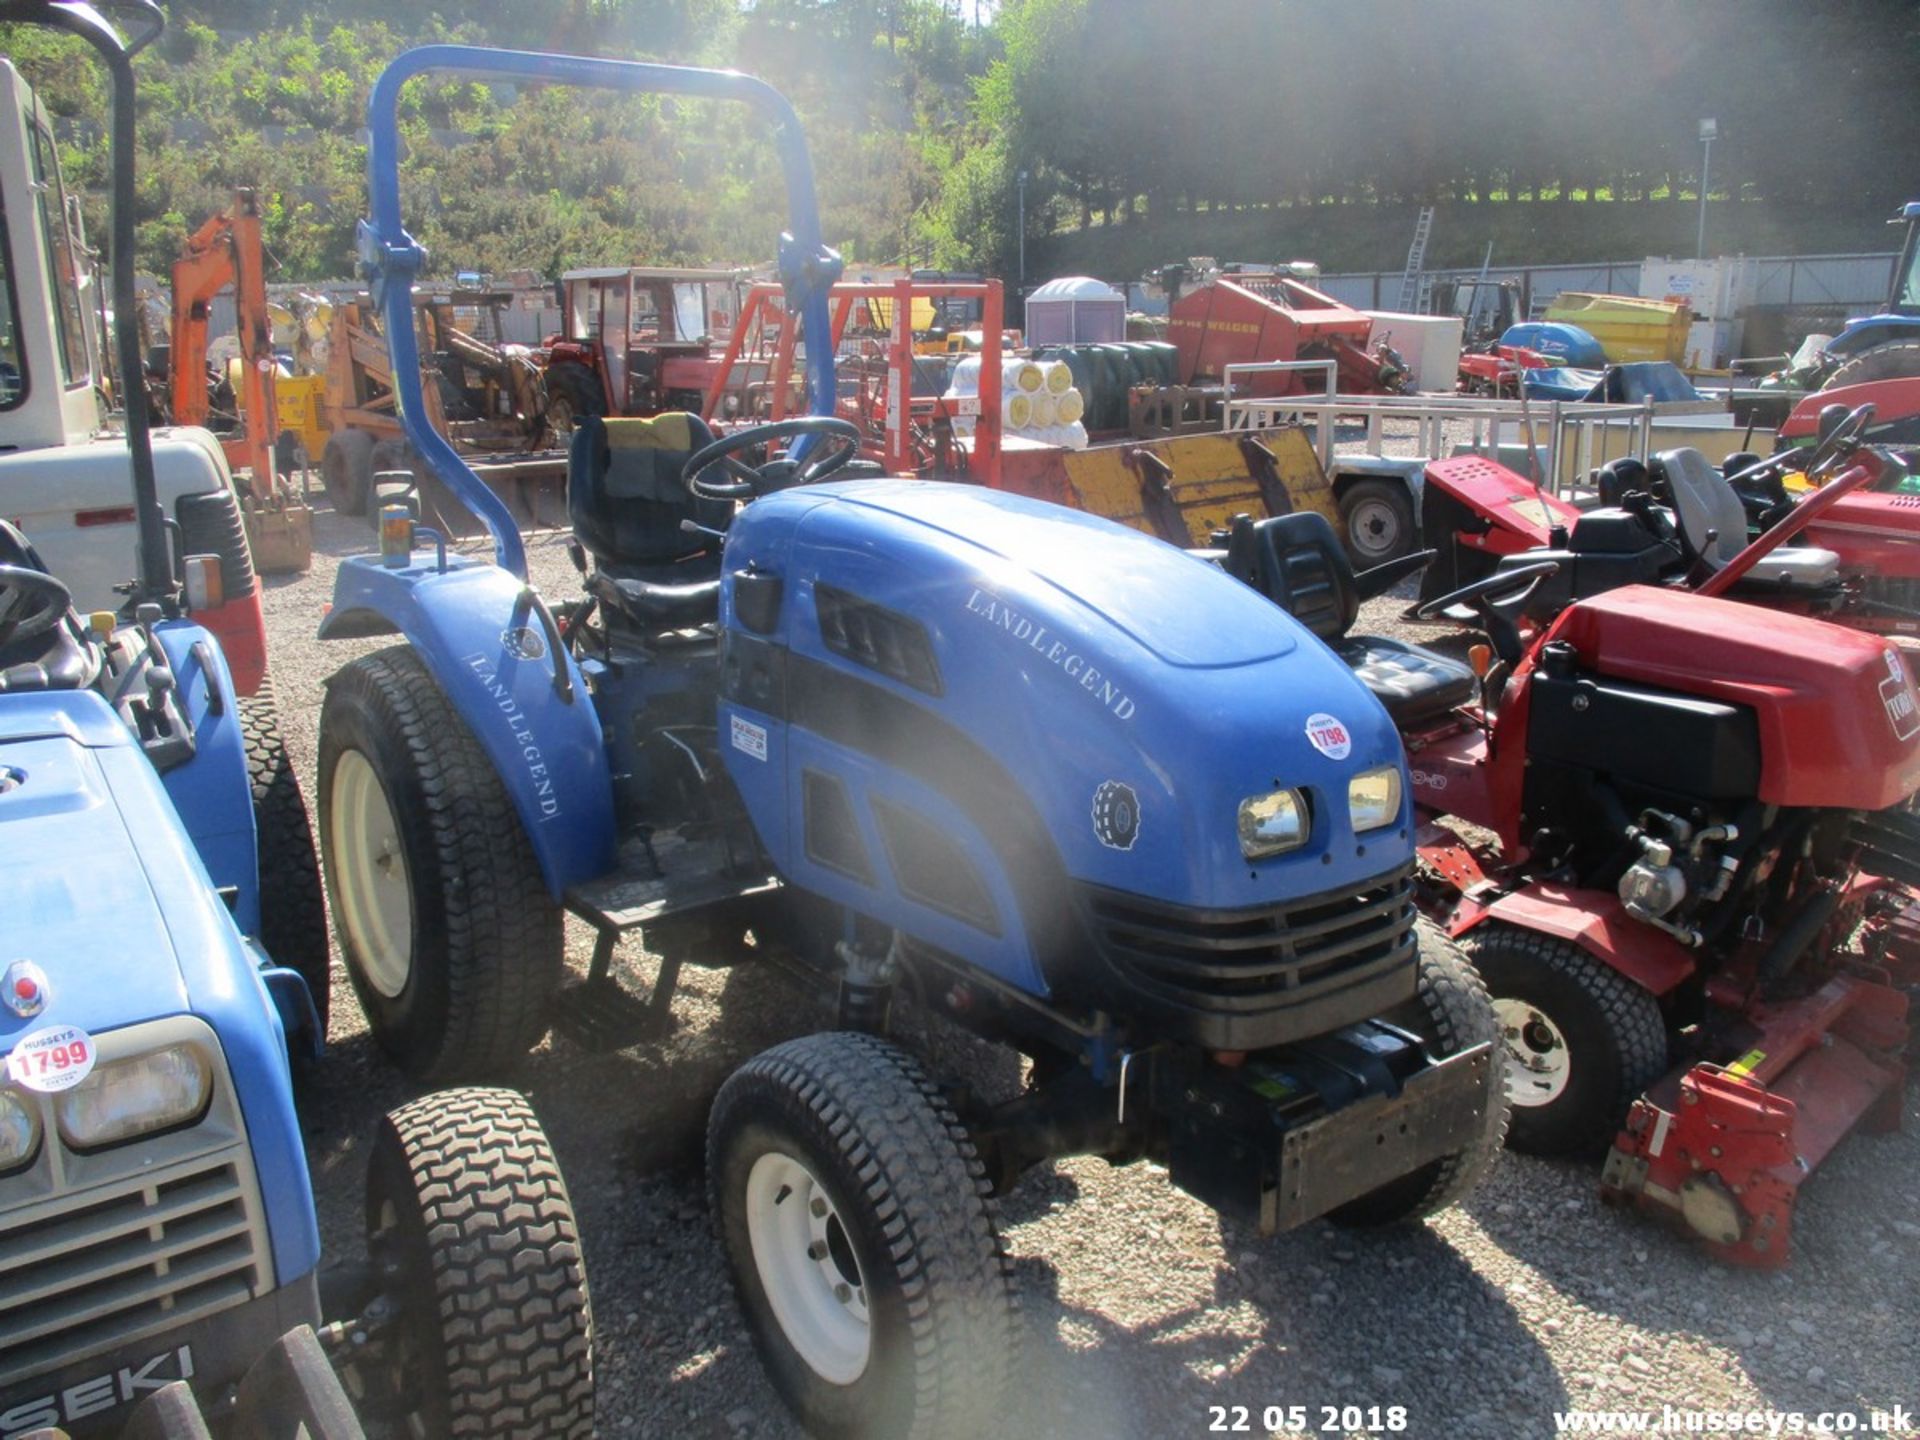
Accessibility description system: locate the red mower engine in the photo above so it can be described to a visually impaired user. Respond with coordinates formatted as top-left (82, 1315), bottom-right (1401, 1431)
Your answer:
top-left (1417, 580), bottom-right (1920, 1266)
top-left (1525, 591), bottom-right (1920, 1264)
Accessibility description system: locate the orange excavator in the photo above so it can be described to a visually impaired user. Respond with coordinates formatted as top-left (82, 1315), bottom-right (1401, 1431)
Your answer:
top-left (169, 188), bottom-right (313, 572)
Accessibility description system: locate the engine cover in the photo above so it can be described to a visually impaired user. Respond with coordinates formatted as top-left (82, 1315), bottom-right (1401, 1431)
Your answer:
top-left (715, 480), bottom-right (1419, 1049)
top-left (1540, 585), bottom-right (1920, 810)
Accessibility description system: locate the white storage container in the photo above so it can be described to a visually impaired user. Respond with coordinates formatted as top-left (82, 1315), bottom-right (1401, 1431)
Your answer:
top-left (1363, 311), bottom-right (1465, 392)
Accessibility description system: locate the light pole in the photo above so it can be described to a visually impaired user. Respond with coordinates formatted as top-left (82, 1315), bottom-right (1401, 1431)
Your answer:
top-left (1016, 169), bottom-right (1029, 294)
top-left (1696, 118), bottom-right (1717, 260)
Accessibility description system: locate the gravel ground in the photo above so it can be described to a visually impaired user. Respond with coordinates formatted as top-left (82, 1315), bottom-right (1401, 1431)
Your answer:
top-left (271, 486), bottom-right (1920, 1440)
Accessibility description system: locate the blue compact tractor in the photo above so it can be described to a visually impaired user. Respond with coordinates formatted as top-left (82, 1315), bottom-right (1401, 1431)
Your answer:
top-left (0, 7), bottom-right (591, 1435)
top-left (317, 44), bottom-right (1505, 1440)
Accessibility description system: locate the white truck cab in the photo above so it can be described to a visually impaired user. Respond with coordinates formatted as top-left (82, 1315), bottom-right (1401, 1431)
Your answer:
top-left (0, 59), bottom-right (266, 690)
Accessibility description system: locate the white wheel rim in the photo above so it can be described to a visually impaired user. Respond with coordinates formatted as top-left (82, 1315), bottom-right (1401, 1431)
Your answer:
top-left (745, 1150), bottom-right (870, 1385)
top-left (1350, 498), bottom-right (1402, 559)
top-left (1494, 997), bottom-right (1573, 1107)
top-left (329, 748), bottom-right (414, 999)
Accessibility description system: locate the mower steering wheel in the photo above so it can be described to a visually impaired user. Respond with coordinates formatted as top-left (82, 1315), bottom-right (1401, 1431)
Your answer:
top-left (0, 564), bottom-right (73, 651)
top-left (684, 417), bottom-right (864, 501)
top-left (1799, 402), bottom-right (1876, 484)
top-left (1412, 560), bottom-right (1561, 623)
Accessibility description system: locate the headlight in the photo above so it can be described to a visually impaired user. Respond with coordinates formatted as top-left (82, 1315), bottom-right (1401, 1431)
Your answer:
top-left (0, 1089), bottom-right (38, 1170)
top-left (1238, 788), bottom-right (1309, 859)
top-left (1348, 765), bottom-right (1404, 833)
top-left (55, 1046), bottom-right (211, 1151)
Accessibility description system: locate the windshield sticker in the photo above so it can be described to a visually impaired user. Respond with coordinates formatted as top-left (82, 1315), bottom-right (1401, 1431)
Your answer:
top-left (964, 588), bottom-right (1136, 721)
top-left (462, 653), bottom-right (561, 820)
top-left (7, 1023), bottom-right (95, 1093)
top-left (1305, 712), bottom-right (1352, 760)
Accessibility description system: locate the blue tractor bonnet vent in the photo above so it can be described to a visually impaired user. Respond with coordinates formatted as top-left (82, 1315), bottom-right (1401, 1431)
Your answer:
top-left (815, 584), bottom-right (943, 696)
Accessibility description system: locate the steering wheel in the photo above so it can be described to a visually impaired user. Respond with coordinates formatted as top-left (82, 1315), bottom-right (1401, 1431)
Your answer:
top-left (684, 417), bottom-right (864, 501)
top-left (1412, 560), bottom-right (1562, 622)
top-left (0, 564), bottom-right (73, 650)
top-left (1409, 559), bottom-right (1560, 669)
top-left (1800, 402), bottom-right (1876, 484)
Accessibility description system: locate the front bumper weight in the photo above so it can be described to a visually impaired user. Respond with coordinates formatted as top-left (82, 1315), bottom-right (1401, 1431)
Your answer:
top-left (1158, 1024), bottom-right (1495, 1234)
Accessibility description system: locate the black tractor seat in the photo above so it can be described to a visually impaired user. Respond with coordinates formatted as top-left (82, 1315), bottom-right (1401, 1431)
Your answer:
top-left (586, 567), bottom-right (725, 631)
top-left (1221, 511), bottom-right (1477, 727)
top-left (568, 412), bottom-right (732, 630)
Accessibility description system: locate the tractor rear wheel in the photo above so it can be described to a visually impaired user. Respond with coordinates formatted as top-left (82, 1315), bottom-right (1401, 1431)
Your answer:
top-left (365, 1087), bottom-right (593, 1437)
top-left (240, 680), bottom-right (330, 1037)
top-left (1339, 477), bottom-right (1416, 567)
top-left (709, 1032), bottom-right (1016, 1440)
top-left (1823, 339), bottom-right (1920, 393)
top-left (318, 645), bottom-right (562, 1079)
top-left (1465, 923), bottom-right (1668, 1157)
top-left (320, 429), bottom-right (375, 516)
top-left (543, 362), bottom-right (605, 444)
top-left (1329, 919), bottom-right (1509, 1226)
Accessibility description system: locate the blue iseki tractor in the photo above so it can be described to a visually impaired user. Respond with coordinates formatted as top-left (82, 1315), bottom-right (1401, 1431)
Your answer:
top-left (0, 7), bottom-right (591, 1436)
top-left (317, 44), bottom-right (1508, 1440)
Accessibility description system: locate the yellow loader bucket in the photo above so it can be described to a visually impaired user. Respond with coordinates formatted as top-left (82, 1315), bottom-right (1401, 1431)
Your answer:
top-left (996, 425), bottom-right (1335, 546)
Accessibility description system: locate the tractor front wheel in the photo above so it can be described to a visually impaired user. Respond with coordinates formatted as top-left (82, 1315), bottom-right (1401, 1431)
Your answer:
top-left (1465, 923), bottom-right (1668, 1156)
top-left (365, 1087), bottom-right (594, 1437)
top-left (709, 1032), bottom-right (1016, 1440)
top-left (1329, 919), bottom-right (1509, 1226)
top-left (240, 681), bottom-right (330, 1037)
top-left (318, 645), bottom-right (561, 1079)
top-left (1823, 339), bottom-right (1920, 393)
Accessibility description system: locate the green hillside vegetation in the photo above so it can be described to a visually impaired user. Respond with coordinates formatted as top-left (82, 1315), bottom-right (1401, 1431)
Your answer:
top-left (1, 1), bottom-right (1915, 289)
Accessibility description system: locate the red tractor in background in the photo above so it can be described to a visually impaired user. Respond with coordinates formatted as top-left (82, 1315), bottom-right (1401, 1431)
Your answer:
top-left (1212, 430), bottom-right (1920, 1266)
top-left (539, 264), bottom-right (751, 433)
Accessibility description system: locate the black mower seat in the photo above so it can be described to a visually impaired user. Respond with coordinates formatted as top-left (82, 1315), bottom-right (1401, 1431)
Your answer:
top-left (1651, 448), bottom-right (1840, 588)
top-left (568, 413), bottom-right (732, 629)
top-left (1223, 511), bottom-right (1476, 727)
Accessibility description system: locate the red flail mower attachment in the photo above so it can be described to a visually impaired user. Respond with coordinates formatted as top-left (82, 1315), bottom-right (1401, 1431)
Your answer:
top-left (1602, 951), bottom-right (1914, 1268)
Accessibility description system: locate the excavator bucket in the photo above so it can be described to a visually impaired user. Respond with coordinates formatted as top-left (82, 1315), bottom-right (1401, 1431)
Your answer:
top-left (242, 491), bottom-right (314, 574)
top-left (991, 424), bottom-right (1336, 546)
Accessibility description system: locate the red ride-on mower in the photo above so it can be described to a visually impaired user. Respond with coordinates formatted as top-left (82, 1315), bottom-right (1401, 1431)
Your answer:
top-left (1418, 404), bottom-right (1920, 640)
top-left (1219, 440), bottom-right (1920, 1266)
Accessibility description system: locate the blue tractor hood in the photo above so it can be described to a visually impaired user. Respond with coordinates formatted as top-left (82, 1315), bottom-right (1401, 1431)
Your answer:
top-left (0, 691), bottom-right (321, 1284)
top-left (721, 481), bottom-right (1414, 963)
top-left (0, 698), bottom-right (191, 1031)
top-left (0, 691), bottom-right (294, 1074)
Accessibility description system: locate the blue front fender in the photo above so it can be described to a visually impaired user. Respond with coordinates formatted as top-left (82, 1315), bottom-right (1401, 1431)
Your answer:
top-left (320, 555), bottom-right (617, 896)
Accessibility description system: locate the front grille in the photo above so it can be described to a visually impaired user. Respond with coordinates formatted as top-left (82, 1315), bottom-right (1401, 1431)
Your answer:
top-left (1081, 863), bottom-right (1417, 1047)
top-left (0, 1157), bottom-right (266, 1384)
top-left (0, 1018), bottom-right (272, 1388)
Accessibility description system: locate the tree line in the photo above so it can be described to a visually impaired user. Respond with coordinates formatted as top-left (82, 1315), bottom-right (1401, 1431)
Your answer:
top-left (0, 0), bottom-right (1913, 287)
